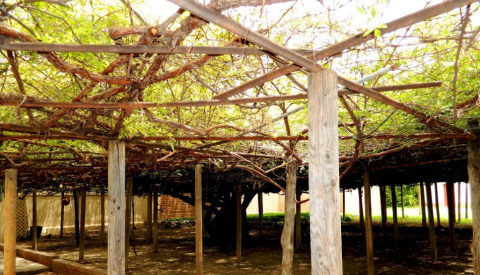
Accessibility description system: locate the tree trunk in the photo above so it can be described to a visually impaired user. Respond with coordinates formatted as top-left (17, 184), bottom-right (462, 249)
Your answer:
top-left (281, 161), bottom-right (298, 275)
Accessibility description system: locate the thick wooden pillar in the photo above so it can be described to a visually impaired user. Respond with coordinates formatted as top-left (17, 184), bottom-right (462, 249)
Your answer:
top-left (32, 190), bottom-right (38, 250)
top-left (380, 186), bottom-right (387, 236)
top-left (391, 185), bottom-right (399, 246)
top-left (425, 180), bottom-right (437, 261)
top-left (295, 189), bottom-right (301, 249)
top-left (282, 161), bottom-right (298, 275)
top-left (195, 164), bottom-right (203, 275)
top-left (236, 183), bottom-right (242, 265)
top-left (308, 70), bottom-right (342, 274)
top-left (434, 182), bottom-right (441, 227)
top-left (60, 190), bottom-right (65, 238)
top-left (258, 189), bottom-right (263, 240)
top-left (79, 187), bottom-right (86, 262)
top-left (420, 182), bottom-right (427, 235)
top-left (458, 183), bottom-right (461, 222)
top-left (468, 119), bottom-right (480, 273)
top-left (100, 187), bottom-right (105, 246)
top-left (74, 189), bottom-right (80, 247)
top-left (153, 191), bottom-right (159, 253)
top-left (358, 187), bottom-right (364, 230)
top-left (108, 141), bottom-right (126, 275)
top-left (125, 178), bottom-right (133, 269)
top-left (400, 184), bottom-right (405, 219)
top-left (364, 172), bottom-right (374, 275)
top-left (147, 192), bottom-right (152, 243)
top-left (4, 169), bottom-right (17, 275)
top-left (446, 181), bottom-right (456, 250)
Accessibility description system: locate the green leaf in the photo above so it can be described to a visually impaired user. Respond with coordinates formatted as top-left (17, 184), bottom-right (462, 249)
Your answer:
top-left (374, 29), bottom-right (381, 37)
top-left (356, 7), bottom-right (366, 15)
top-left (363, 28), bottom-right (375, 37)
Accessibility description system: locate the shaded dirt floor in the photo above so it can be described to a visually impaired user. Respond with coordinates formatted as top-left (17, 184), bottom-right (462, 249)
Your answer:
top-left (19, 221), bottom-right (472, 275)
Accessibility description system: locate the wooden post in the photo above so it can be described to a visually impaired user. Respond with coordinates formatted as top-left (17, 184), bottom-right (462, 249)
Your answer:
top-left (153, 191), bottom-right (159, 253)
top-left (425, 180), bottom-right (437, 261)
top-left (458, 183), bottom-right (461, 222)
top-left (100, 187), bottom-right (105, 246)
top-left (108, 141), bottom-right (126, 275)
top-left (32, 190), bottom-right (38, 250)
top-left (391, 185), bottom-right (399, 247)
top-left (146, 192), bottom-right (152, 243)
top-left (446, 181), bottom-right (456, 250)
top-left (364, 172), bottom-right (374, 275)
top-left (358, 187), bottom-right (364, 230)
top-left (281, 161), bottom-right (298, 275)
top-left (60, 190), bottom-right (65, 238)
top-left (400, 184), bottom-right (405, 219)
top-left (434, 182), bottom-right (441, 227)
top-left (125, 178), bottom-right (133, 269)
top-left (380, 186), bottom-right (387, 236)
top-left (308, 70), bottom-right (342, 274)
top-left (467, 119), bottom-right (480, 273)
top-left (418, 185), bottom-right (422, 215)
top-left (4, 169), bottom-right (17, 275)
top-left (74, 189), bottom-right (80, 247)
top-left (236, 183), bottom-right (242, 265)
top-left (79, 187), bottom-right (86, 262)
top-left (342, 190), bottom-right (346, 220)
top-left (195, 164), bottom-right (203, 275)
top-left (258, 189), bottom-right (263, 240)
top-left (420, 182), bottom-right (427, 235)
top-left (466, 183), bottom-right (469, 219)
top-left (295, 189), bottom-right (301, 249)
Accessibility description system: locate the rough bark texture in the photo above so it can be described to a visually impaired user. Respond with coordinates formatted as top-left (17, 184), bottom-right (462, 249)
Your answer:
top-left (468, 119), bottom-right (480, 273)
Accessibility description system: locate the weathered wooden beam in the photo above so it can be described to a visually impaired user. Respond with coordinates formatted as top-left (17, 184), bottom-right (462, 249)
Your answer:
top-left (79, 186), bottom-right (86, 262)
top-left (308, 70), bottom-right (342, 274)
top-left (434, 182), bottom-right (441, 227)
top-left (338, 82), bottom-right (442, 96)
top-left (420, 182), bottom-right (427, 235)
top-left (212, 0), bottom-right (474, 100)
top-left (468, 119), bottom-right (480, 273)
top-left (108, 140), bottom-right (126, 275)
top-left (425, 180), bottom-right (437, 262)
top-left (281, 161), bottom-right (298, 275)
top-left (195, 164), bottom-right (203, 275)
top-left (125, 178), bottom-right (133, 269)
top-left (32, 189), bottom-right (37, 250)
top-left (391, 185), bottom-right (399, 247)
top-left (167, 0), bottom-right (323, 73)
top-left (364, 172), bottom-right (374, 275)
top-left (0, 42), bottom-right (316, 56)
top-left (4, 169), bottom-right (17, 275)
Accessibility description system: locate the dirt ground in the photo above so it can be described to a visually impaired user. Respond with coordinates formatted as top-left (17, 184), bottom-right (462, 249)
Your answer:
top-left (21, 221), bottom-right (472, 275)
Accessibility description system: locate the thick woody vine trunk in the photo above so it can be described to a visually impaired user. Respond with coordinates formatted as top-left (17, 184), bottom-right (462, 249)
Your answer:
top-left (468, 119), bottom-right (480, 273)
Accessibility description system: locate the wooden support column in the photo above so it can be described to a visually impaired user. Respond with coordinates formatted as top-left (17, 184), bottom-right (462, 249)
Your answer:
top-left (364, 172), bottom-right (374, 275)
top-left (434, 182), bottom-right (441, 227)
top-left (446, 181), bottom-right (456, 250)
top-left (236, 183), bottom-right (242, 265)
top-left (466, 183), bottom-right (469, 219)
top-left (468, 119), bottom-right (480, 273)
top-left (391, 185), bottom-right (399, 247)
top-left (295, 189), bottom-right (301, 249)
top-left (108, 141), bottom-right (126, 275)
top-left (281, 161), bottom-right (298, 275)
top-left (79, 187), bottom-right (86, 262)
top-left (258, 189), bottom-right (263, 240)
top-left (153, 191), bottom-right (159, 253)
top-left (74, 189), bottom-right (80, 247)
top-left (195, 164), bottom-right (203, 275)
top-left (32, 190), bottom-right (38, 250)
top-left (358, 187), bottom-right (364, 230)
top-left (425, 180), bottom-right (437, 261)
top-left (147, 192), bottom-right (152, 243)
top-left (380, 186), bottom-right (387, 236)
top-left (458, 183), bottom-right (461, 222)
top-left (308, 70), bottom-right (342, 274)
top-left (100, 187), bottom-right (105, 246)
top-left (4, 169), bottom-right (17, 275)
top-left (400, 184), bottom-right (405, 219)
top-left (60, 190), bottom-right (65, 238)
top-left (125, 178), bottom-right (133, 269)
top-left (420, 182), bottom-right (427, 235)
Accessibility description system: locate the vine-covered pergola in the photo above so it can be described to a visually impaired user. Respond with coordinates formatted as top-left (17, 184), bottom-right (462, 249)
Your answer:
top-left (1, 0), bottom-right (480, 274)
